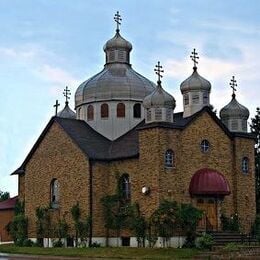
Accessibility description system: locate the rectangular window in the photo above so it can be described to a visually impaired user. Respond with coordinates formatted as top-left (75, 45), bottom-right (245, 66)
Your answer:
top-left (166, 109), bottom-right (172, 121)
top-left (147, 109), bottom-right (152, 121)
top-left (231, 120), bottom-right (238, 131)
top-left (155, 108), bottom-right (162, 121)
top-left (203, 92), bottom-right (208, 104)
top-left (118, 50), bottom-right (125, 61)
top-left (184, 94), bottom-right (189, 105)
top-left (192, 94), bottom-right (199, 104)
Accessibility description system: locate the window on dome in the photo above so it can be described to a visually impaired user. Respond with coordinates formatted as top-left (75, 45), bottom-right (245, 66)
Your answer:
top-left (118, 50), bottom-right (125, 61)
top-left (119, 174), bottom-right (131, 201)
top-left (184, 94), bottom-right (189, 105)
top-left (87, 105), bottom-right (94, 121)
top-left (117, 103), bottom-right (125, 118)
top-left (166, 109), bottom-right (172, 121)
top-left (242, 121), bottom-right (247, 132)
top-left (165, 149), bottom-right (174, 168)
top-left (192, 94), bottom-right (200, 104)
top-left (50, 179), bottom-right (59, 209)
top-left (242, 157), bottom-right (249, 174)
top-left (133, 103), bottom-right (141, 118)
top-left (77, 108), bottom-right (81, 119)
top-left (201, 139), bottom-right (210, 153)
top-left (146, 109), bottom-right (152, 121)
top-left (101, 103), bottom-right (109, 118)
top-left (203, 92), bottom-right (208, 104)
top-left (155, 108), bottom-right (162, 121)
top-left (109, 50), bottom-right (115, 62)
top-left (231, 120), bottom-right (238, 131)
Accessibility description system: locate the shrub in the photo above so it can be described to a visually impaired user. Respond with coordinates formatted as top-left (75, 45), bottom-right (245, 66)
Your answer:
top-left (251, 214), bottom-right (260, 241)
top-left (221, 213), bottom-right (240, 232)
top-left (53, 240), bottom-right (63, 247)
top-left (90, 241), bottom-right (101, 247)
top-left (22, 239), bottom-right (34, 247)
top-left (223, 242), bottom-right (239, 251)
top-left (195, 233), bottom-right (214, 250)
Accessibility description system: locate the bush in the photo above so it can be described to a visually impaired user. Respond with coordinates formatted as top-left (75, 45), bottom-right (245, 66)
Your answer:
top-left (90, 241), bottom-right (101, 247)
top-left (223, 242), bottom-right (239, 251)
top-left (221, 213), bottom-right (240, 231)
top-left (53, 240), bottom-right (63, 247)
top-left (22, 239), bottom-right (34, 247)
top-left (195, 233), bottom-right (214, 250)
top-left (251, 215), bottom-right (260, 241)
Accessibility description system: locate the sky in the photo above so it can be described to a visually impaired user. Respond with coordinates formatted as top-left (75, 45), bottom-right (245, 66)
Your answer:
top-left (0, 0), bottom-right (259, 196)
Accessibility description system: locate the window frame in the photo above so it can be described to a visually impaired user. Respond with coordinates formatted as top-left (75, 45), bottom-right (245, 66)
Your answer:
top-left (242, 157), bottom-right (249, 174)
top-left (165, 149), bottom-right (174, 168)
top-left (133, 103), bottom-right (141, 118)
top-left (50, 179), bottom-right (59, 209)
top-left (117, 103), bottom-right (125, 118)
top-left (200, 139), bottom-right (210, 153)
top-left (87, 105), bottom-right (94, 121)
top-left (101, 103), bottom-right (109, 118)
top-left (119, 174), bottom-right (131, 202)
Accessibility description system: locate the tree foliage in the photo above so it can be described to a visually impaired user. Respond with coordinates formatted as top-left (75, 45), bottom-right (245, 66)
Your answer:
top-left (251, 107), bottom-right (260, 213)
top-left (0, 190), bottom-right (10, 201)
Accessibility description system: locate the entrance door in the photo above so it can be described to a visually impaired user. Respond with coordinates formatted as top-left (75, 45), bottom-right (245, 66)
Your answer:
top-left (197, 198), bottom-right (218, 231)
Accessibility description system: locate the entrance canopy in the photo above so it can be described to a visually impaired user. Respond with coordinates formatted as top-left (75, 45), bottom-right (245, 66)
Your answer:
top-left (189, 168), bottom-right (231, 196)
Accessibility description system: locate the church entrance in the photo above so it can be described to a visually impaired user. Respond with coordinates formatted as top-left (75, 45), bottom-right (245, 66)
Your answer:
top-left (197, 198), bottom-right (218, 231)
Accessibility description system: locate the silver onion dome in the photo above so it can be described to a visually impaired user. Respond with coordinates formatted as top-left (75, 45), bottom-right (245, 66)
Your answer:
top-left (143, 81), bottom-right (176, 109)
top-left (75, 28), bottom-right (155, 108)
top-left (57, 102), bottom-right (76, 119)
top-left (180, 67), bottom-right (211, 93)
top-left (220, 94), bottom-right (249, 120)
top-left (103, 30), bottom-right (132, 52)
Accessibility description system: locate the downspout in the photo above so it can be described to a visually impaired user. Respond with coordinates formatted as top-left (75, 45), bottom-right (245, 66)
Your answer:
top-left (88, 159), bottom-right (93, 247)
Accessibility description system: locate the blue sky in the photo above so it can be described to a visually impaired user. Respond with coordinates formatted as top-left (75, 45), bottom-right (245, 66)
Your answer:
top-left (0, 0), bottom-right (259, 196)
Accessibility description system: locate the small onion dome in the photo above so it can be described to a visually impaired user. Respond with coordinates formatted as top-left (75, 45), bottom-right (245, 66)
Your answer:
top-left (189, 168), bottom-right (231, 196)
top-left (220, 94), bottom-right (249, 120)
top-left (143, 81), bottom-right (176, 109)
top-left (180, 67), bottom-right (211, 94)
top-left (57, 102), bottom-right (76, 119)
top-left (103, 30), bottom-right (132, 52)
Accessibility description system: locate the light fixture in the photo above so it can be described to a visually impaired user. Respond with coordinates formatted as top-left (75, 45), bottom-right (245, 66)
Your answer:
top-left (141, 186), bottom-right (150, 195)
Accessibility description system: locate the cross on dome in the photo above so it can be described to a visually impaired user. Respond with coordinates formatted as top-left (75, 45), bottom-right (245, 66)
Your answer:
top-left (114, 11), bottom-right (122, 32)
top-left (63, 86), bottom-right (71, 104)
top-left (190, 48), bottom-right (199, 70)
top-left (230, 76), bottom-right (237, 98)
top-left (154, 61), bottom-right (164, 84)
top-left (53, 100), bottom-right (60, 116)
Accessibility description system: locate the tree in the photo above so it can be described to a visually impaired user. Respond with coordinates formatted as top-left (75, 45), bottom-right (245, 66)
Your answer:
top-left (251, 107), bottom-right (260, 213)
top-left (0, 190), bottom-right (10, 201)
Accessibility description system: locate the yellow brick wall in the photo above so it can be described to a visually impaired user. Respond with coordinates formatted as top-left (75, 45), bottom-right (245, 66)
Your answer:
top-left (23, 122), bottom-right (90, 237)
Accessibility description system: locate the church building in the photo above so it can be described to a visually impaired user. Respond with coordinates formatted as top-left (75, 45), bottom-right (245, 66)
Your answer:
top-left (12, 13), bottom-right (256, 247)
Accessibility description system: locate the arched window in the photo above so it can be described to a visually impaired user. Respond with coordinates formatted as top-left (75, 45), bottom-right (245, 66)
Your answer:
top-left (50, 179), bottom-right (59, 208)
top-left (133, 103), bottom-right (141, 118)
top-left (87, 105), bottom-right (94, 121)
top-left (119, 174), bottom-right (131, 201)
top-left (165, 149), bottom-right (174, 168)
top-left (117, 103), bottom-right (125, 118)
top-left (101, 103), bottom-right (109, 118)
top-left (242, 157), bottom-right (249, 174)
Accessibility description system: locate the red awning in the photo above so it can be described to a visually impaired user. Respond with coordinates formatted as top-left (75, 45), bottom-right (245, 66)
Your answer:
top-left (189, 168), bottom-right (231, 196)
top-left (0, 196), bottom-right (18, 210)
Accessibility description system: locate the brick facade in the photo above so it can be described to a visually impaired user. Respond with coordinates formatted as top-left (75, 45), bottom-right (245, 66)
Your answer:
top-left (0, 209), bottom-right (14, 242)
top-left (18, 110), bottom-right (256, 240)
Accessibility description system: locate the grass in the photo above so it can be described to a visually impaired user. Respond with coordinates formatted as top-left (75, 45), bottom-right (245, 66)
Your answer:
top-left (0, 244), bottom-right (199, 259)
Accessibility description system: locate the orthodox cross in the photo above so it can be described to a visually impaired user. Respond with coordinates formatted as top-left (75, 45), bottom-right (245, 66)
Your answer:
top-left (63, 86), bottom-right (71, 104)
top-left (154, 61), bottom-right (164, 84)
top-left (190, 48), bottom-right (199, 69)
top-left (114, 11), bottom-right (122, 32)
top-left (230, 76), bottom-right (237, 97)
top-left (53, 100), bottom-right (60, 116)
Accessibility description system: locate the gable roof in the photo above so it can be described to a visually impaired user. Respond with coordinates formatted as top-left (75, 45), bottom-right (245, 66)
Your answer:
top-left (138, 106), bottom-right (256, 140)
top-left (12, 117), bottom-right (141, 175)
top-left (12, 107), bottom-right (255, 175)
top-left (0, 196), bottom-right (18, 210)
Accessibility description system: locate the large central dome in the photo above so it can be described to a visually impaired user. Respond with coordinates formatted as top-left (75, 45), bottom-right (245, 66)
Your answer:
top-left (74, 16), bottom-right (155, 140)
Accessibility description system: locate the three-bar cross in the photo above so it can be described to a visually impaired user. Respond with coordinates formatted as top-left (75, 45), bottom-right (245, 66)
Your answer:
top-left (114, 11), bottom-right (122, 32)
top-left (154, 61), bottom-right (164, 83)
top-left (190, 48), bottom-right (199, 68)
top-left (230, 76), bottom-right (237, 97)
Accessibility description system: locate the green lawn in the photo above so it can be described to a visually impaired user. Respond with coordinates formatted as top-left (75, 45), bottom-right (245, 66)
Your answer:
top-left (0, 244), bottom-right (199, 259)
